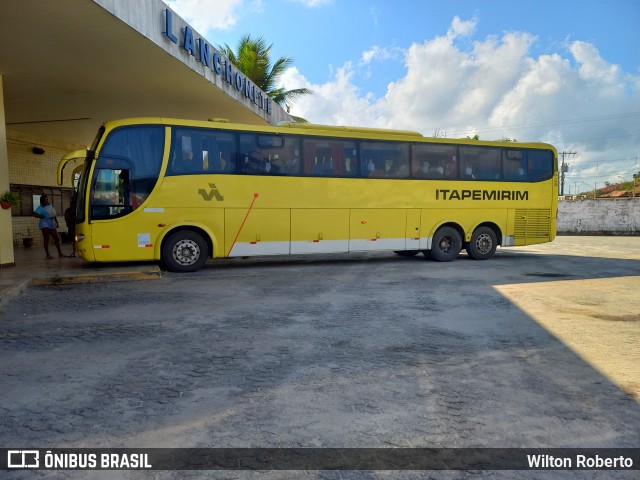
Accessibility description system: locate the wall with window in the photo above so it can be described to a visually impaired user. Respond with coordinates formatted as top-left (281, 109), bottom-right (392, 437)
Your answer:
top-left (7, 130), bottom-right (83, 245)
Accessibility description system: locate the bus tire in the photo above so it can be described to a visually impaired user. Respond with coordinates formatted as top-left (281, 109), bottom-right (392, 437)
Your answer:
top-left (162, 230), bottom-right (209, 272)
top-left (394, 250), bottom-right (420, 257)
top-left (466, 226), bottom-right (497, 260)
top-left (429, 226), bottom-right (462, 262)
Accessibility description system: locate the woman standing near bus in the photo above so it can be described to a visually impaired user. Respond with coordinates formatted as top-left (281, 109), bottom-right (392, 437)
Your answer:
top-left (33, 194), bottom-right (64, 259)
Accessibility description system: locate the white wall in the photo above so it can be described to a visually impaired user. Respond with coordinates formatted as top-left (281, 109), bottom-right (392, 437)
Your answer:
top-left (558, 199), bottom-right (639, 235)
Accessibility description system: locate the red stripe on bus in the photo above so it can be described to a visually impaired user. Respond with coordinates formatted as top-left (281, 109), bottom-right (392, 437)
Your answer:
top-left (227, 193), bottom-right (259, 256)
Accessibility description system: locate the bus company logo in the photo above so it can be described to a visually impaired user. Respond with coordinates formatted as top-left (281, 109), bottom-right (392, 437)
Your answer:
top-left (198, 183), bottom-right (224, 202)
top-left (435, 189), bottom-right (529, 201)
top-left (8, 450), bottom-right (39, 468)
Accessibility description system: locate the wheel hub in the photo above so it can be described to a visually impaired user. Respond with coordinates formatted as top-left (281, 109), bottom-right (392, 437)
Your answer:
top-left (439, 236), bottom-right (453, 252)
top-left (475, 234), bottom-right (493, 254)
top-left (174, 239), bottom-right (200, 265)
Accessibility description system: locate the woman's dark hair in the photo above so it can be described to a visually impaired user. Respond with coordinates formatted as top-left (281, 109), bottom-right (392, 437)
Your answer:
top-left (40, 194), bottom-right (48, 206)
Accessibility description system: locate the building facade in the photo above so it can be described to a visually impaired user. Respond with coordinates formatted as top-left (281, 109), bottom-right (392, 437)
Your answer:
top-left (0, 0), bottom-right (292, 266)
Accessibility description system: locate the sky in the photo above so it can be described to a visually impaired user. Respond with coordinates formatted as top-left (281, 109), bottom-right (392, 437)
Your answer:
top-left (165, 0), bottom-right (640, 192)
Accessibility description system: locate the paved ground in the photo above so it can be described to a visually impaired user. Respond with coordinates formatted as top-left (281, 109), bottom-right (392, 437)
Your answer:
top-left (0, 237), bottom-right (639, 479)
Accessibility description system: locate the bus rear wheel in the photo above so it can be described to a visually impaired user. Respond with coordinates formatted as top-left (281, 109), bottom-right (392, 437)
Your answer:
top-left (162, 230), bottom-right (209, 272)
top-left (428, 226), bottom-right (462, 262)
top-left (466, 226), bottom-right (497, 260)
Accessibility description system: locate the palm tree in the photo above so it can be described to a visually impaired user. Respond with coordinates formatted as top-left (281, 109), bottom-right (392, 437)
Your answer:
top-left (218, 34), bottom-right (312, 113)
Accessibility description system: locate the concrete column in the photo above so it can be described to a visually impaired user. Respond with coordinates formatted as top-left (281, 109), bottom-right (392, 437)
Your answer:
top-left (0, 75), bottom-right (15, 267)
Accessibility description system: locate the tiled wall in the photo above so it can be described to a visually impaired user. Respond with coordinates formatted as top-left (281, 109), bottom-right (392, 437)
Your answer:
top-left (8, 130), bottom-right (85, 246)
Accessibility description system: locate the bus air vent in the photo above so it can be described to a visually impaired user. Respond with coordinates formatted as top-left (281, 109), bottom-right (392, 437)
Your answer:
top-left (514, 209), bottom-right (551, 245)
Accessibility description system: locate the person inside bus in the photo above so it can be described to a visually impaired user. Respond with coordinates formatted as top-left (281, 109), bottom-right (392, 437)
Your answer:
top-left (286, 149), bottom-right (300, 174)
top-left (392, 161), bottom-right (410, 178)
top-left (367, 159), bottom-right (385, 177)
top-left (366, 158), bottom-right (376, 176)
top-left (313, 157), bottom-right (333, 175)
top-left (270, 155), bottom-right (287, 174)
top-left (245, 150), bottom-right (265, 174)
top-left (426, 164), bottom-right (444, 177)
top-left (446, 157), bottom-right (457, 178)
top-left (462, 163), bottom-right (475, 179)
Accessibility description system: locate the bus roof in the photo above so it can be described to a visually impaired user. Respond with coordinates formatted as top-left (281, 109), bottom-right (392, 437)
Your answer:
top-left (275, 121), bottom-right (424, 138)
top-left (100, 117), bottom-right (557, 152)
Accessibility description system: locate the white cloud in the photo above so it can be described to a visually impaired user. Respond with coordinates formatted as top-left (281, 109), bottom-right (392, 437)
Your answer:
top-left (360, 45), bottom-right (400, 65)
top-left (281, 65), bottom-right (381, 126)
top-left (286, 0), bottom-right (333, 7)
top-left (165, 0), bottom-right (245, 32)
top-left (283, 17), bottom-right (640, 187)
top-left (571, 41), bottom-right (622, 94)
top-left (447, 15), bottom-right (477, 39)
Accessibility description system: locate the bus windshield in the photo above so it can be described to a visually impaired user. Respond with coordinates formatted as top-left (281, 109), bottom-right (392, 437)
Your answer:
top-left (89, 125), bottom-right (164, 220)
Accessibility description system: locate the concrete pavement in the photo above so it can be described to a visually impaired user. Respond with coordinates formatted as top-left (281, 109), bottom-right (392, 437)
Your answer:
top-left (1, 236), bottom-right (638, 479)
top-left (0, 237), bottom-right (640, 480)
top-left (0, 246), bottom-right (161, 308)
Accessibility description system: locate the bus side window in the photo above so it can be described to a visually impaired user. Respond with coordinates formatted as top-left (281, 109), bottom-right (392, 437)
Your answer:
top-left (460, 146), bottom-right (501, 180)
top-left (205, 131), bottom-right (237, 173)
top-left (268, 136), bottom-right (300, 175)
top-left (240, 134), bottom-right (300, 175)
top-left (284, 141), bottom-right (302, 175)
top-left (412, 146), bottom-right (430, 178)
top-left (170, 132), bottom-right (197, 174)
top-left (503, 149), bottom-right (526, 181)
top-left (343, 146), bottom-right (358, 176)
top-left (169, 128), bottom-right (239, 175)
top-left (360, 141), bottom-right (409, 178)
top-left (412, 144), bottom-right (457, 179)
top-left (201, 137), bottom-right (220, 172)
top-left (528, 150), bottom-right (554, 181)
top-left (219, 145), bottom-right (237, 173)
top-left (303, 138), bottom-right (356, 177)
top-left (244, 150), bottom-right (268, 174)
top-left (240, 135), bottom-right (261, 174)
top-left (382, 143), bottom-right (410, 178)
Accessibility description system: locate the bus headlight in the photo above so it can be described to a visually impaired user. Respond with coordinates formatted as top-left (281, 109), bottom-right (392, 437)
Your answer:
top-left (76, 234), bottom-right (85, 242)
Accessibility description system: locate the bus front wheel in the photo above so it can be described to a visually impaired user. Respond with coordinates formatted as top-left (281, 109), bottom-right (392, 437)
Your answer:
top-left (428, 226), bottom-right (462, 262)
top-left (466, 226), bottom-right (497, 260)
top-left (162, 230), bottom-right (209, 272)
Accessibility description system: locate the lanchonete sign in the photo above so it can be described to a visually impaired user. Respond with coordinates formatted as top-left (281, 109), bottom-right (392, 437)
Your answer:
top-left (163, 8), bottom-right (272, 115)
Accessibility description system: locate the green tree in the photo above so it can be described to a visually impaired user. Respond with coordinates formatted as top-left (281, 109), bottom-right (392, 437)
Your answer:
top-left (218, 34), bottom-right (312, 112)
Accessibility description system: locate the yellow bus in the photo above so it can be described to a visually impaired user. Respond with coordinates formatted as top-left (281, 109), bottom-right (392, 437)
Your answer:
top-left (58, 117), bottom-right (558, 272)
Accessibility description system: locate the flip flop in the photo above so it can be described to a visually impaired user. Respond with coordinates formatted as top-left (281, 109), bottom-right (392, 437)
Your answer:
top-left (46, 255), bottom-right (53, 259)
